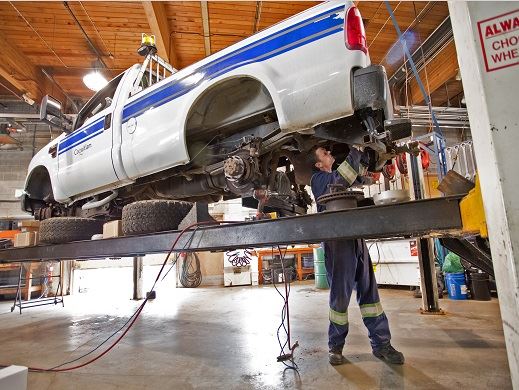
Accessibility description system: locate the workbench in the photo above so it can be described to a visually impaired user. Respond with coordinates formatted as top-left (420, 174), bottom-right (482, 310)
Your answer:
top-left (256, 247), bottom-right (316, 284)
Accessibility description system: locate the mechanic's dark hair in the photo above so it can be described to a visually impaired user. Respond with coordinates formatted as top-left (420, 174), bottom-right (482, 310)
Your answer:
top-left (311, 145), bottom-right (327, 165)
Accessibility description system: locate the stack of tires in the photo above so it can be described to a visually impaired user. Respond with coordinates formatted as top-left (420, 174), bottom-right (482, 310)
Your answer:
top-left (39, 200), bottom-right (193, 244)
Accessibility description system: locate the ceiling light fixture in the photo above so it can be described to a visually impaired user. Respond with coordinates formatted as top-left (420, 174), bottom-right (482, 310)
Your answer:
top-left (83, 70), bottom-right (108, 92)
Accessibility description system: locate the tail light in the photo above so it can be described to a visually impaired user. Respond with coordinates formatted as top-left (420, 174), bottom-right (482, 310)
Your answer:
top-left (345, 6), bottom-right (368, 54)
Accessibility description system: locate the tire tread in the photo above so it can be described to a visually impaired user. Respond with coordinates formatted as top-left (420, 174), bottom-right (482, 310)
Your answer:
top-left (122, 200), bottom-right (193, 235)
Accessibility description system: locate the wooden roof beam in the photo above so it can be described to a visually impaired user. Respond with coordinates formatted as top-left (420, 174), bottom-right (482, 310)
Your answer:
top-left (201, 1), bottom-right (211, 56)
top-left (0, 31), bottom-right (45, 104)
top-left (409, 41), bottom-right (459, 105)
top-left (0, 33), bottom-right (75, 111)
top-left (142, 1), bottom-right (178, 68)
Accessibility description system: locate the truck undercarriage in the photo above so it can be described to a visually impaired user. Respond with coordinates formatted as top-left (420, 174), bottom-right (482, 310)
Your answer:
top-left (29, 114), bottom-right (410, 222)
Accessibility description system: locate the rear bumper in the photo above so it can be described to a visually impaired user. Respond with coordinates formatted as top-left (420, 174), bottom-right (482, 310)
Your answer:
top-left (352, 65), bottom-right (393, 119)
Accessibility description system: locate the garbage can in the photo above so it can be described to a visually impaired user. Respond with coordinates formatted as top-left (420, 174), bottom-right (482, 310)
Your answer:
top-left (445, 272), bottom-right (468, 300)
top-left (312, 246), bottom-right (329, 289)
top-left (469, 272), bottom-right (491, 301)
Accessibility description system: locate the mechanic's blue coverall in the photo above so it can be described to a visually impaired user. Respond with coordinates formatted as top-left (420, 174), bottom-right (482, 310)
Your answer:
top-left (311, 149), bottom-right (391, 353)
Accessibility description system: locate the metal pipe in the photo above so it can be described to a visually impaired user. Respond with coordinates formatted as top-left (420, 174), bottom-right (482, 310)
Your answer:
top-left (81, 190), bottom-right (118, 210)
top-left (389, 17), bottom-right (453, 86)
top-left (379, 2), bottom-right (436, 66)
top-left (63, 1), bottom-right (108, 69)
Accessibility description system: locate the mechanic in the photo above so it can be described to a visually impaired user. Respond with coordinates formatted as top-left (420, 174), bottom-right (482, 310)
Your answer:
top-left (311, 146), bottom-right (405, 366)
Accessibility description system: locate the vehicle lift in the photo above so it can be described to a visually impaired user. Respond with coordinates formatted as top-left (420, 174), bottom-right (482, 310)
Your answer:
top-left (0, 188), bottom-right (488, 316)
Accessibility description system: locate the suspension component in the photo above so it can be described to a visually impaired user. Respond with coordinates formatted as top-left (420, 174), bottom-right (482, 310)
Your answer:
top-left (223, 156), bottom-right (247, 182)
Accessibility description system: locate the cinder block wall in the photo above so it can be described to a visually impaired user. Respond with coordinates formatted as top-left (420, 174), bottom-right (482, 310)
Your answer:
top-left (0, 149), bottom-right (33, 219)
top-left (0, 100), bottom-right (56, 220)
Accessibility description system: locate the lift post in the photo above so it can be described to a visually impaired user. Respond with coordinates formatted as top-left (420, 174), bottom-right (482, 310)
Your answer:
top-left (133, 256), bottom-right (144, 300)
top-left (408, 152), bottom-right (442, 313)
top-left (449, 1), bottom-right (519, 385)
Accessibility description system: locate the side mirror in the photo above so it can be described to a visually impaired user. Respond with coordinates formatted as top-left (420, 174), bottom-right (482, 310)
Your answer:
top-left (39, 95), bottom-right (63, 121)
top-left (39, 95), bottom-right (73, 133)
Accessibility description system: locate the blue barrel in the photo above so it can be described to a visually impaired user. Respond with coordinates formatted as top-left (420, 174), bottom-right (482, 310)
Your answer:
top-left (312, 246), bottom-right (329, 289)
top-left (445, 273), bottom-right (468, 300)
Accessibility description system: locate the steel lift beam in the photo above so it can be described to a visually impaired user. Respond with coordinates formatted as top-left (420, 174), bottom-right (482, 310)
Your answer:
top-left (0, 196), bottom-right (463, 263)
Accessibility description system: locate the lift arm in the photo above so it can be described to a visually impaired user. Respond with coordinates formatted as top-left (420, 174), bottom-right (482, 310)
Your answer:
top-left (0, 196), bottom-right (463, 263)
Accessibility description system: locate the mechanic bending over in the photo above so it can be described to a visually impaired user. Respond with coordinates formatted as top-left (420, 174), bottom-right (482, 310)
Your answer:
top-left (311, 146), bottom-right (405, 366)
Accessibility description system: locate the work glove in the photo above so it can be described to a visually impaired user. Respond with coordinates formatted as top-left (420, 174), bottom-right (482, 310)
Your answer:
top-left (354, 147), bottom-right (377, 176)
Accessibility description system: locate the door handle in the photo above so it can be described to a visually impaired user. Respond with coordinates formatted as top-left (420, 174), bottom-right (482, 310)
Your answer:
top-left (104, 113), bottom-right (112, 130)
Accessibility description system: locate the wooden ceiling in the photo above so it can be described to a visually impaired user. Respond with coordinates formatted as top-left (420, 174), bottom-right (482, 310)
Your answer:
top-left (0, 1), bottom-right (460, 110)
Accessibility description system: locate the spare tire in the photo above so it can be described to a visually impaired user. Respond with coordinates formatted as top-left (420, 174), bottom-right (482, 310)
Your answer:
top-left (40, 217), bottom-right (104, 244)
top-left (122, 200), bottom-right (193, 235)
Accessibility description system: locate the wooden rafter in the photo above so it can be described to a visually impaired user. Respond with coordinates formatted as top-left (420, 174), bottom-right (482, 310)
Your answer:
top-left (408, 41), bottom-right (459, 105)
top-left (253, 1), bottom-right (263, 34)
top-left (201, 1), bottom-right (211, 56)
top-left (0, 31), bottom-right (45, 103)
top-left (142, 1), bottom-right (178, 68)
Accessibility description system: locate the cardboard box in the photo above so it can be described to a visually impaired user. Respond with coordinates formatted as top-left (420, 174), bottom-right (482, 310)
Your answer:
top-left (103, 220), bottom-right (122, 239)
top-left (14, 231), bottom-right (38, 247)
top-left (18, 220), bottom-right (40, 228)
top-left (18, 220), bottom-right (40, 233)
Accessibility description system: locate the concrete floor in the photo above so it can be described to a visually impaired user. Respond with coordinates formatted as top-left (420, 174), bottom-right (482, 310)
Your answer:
top-left (0, 281), bottom-right (512, 389)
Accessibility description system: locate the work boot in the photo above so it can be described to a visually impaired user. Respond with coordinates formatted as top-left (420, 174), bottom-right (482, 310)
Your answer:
top-left (373, 344), bottom-right (405, 364)
top-left (328, 349), bottom-right (347, 366)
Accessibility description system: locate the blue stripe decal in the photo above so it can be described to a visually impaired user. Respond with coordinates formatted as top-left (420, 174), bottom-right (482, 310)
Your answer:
top-left (58, 117), bottom-right (104, 155)
top-left (58, 128), bottom-right (103, 155)
top-left (59, 4), bottom-right (346, 153)
top-left (122, 5), bottom-right (345, 122)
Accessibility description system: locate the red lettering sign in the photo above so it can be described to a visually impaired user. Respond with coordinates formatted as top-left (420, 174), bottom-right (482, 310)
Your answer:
top-left (478, 9), bottom-right (519, 72)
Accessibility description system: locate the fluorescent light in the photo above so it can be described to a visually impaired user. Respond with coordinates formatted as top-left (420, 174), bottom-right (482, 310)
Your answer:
top-left (83, 71), bottom-right (108, 92)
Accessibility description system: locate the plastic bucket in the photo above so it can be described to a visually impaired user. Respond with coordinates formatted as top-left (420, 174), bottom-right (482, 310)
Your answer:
top-left (469, 272), bottom-right (491, 301)
top-left (313, 247), bottom-right (329, 289)
top-left (445, 272), bottom-right (468, 300)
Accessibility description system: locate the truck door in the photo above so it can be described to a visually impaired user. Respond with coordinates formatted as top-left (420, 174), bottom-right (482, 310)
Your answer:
top-left (57, 74), bottom-right (124, 198)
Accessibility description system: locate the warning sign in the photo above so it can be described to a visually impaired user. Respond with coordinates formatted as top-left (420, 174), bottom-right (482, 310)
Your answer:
top-left (477, 9), bottom-right (519, 72)
top-left (410, 240), bottom-right (418, 257)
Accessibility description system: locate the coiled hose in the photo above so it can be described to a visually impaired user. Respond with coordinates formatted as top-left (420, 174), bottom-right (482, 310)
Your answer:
top-left (179, 252), bottom-right (202, 288)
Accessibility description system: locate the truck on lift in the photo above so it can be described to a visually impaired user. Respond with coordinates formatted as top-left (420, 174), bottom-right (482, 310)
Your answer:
top-left (21, 0), bottom-right (411, 241)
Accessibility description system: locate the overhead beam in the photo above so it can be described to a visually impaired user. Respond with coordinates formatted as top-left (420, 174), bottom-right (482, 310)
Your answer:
top-left (201, 1), bottom-right (211, 56)
top-left (409, 41), bottom-right (459, 105)
top-left (142, 1), bottom-right (178, 68)
top-left (253, 1), bottom-right (263, 34)
top-left (0, 31), bottom-right (45, 103)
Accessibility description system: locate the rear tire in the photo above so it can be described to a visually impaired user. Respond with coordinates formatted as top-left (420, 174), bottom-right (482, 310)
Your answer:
top-left (40, 217), bottom-right (104, 244)
top-left (122, 200), bottom-right (193, 235)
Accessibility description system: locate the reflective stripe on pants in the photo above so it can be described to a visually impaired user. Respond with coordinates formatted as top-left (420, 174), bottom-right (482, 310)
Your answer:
top-left (360, 302), bottom-right (384, 318)
top-left (324, 239), bottom-right (391, 351)
top-left (329, 308), bottom-right (348, 325)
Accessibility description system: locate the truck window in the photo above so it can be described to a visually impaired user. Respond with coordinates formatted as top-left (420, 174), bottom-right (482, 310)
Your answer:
top-left (74, 73), bottom-right (124, 131)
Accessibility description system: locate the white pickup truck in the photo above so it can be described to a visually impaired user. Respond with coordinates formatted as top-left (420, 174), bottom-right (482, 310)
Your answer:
top-left (23, 1), bottom-right (411, 242)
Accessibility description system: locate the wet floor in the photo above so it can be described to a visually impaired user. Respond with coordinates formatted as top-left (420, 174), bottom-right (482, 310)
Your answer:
top-left (0, 281), bottom-right (512, 389)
